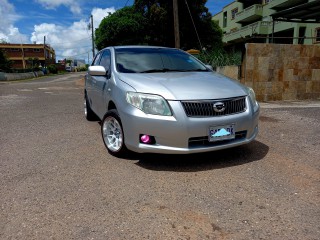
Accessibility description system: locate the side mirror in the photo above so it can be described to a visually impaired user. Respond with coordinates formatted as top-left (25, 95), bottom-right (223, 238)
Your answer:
top-left (88, 66), bottom-right (106, 76)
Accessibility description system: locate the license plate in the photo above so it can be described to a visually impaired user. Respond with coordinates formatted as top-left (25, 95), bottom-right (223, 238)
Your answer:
top-left (209, 124), bottom-right (235, 142)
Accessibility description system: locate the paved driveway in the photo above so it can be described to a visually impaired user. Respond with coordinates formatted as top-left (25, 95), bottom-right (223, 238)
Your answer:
top-left (0, 73), bottom-right (319, 239)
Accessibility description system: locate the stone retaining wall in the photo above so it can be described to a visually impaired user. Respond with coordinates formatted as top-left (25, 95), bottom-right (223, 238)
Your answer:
top-left (242, 43), bottom-right (320, 101)
top-left (216, 66), bottom-right (239, 80)
top-left (0, 71), bottom-right (44, 81)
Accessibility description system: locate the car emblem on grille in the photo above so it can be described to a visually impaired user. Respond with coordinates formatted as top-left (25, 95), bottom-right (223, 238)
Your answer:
top-left (213, 102), bottom-right (225, 113)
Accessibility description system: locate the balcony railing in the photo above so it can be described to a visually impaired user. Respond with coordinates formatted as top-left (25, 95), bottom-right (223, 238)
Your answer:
top-left (224, 21), bottom-right (270, 43)
top-left (235, 4), bottom-right (263, 23)
top-left (268, 0), bottom-right (307, 10)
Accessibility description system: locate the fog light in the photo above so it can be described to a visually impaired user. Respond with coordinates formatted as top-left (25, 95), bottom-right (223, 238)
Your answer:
top-left (139, 134), bottom-right (156, 144)
top-left (141, 135), bottom-right (150, 143)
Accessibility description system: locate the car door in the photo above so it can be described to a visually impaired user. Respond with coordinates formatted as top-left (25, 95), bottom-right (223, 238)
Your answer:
top-left (95, 49), bottom-right (111, 118)
top-left (86, 51), bottom-right (102, 114)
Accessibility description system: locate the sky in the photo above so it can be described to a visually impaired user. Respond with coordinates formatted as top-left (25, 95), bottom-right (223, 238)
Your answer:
top-left (0, 0), bottom-right (233, 63)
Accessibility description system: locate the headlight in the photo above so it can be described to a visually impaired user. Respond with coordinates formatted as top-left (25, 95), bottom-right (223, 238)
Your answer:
top-left (126, 92), bottom-right (172, 116)
top-left (247, 87), bottom-right (259, 112)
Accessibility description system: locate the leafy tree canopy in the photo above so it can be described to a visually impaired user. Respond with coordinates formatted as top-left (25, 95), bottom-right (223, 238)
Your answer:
top-left (95, 0), bottom-right (223, 51)
top-left (0, 50), bottom-right (13, 72)
top-left (135, 0), bottom-right (222, 50)
top-left (95, 6), bottom-right (147, 50)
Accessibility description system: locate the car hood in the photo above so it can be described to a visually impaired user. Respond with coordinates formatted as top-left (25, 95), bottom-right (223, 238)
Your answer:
top-left (118, 72), bottom-right (247, 100)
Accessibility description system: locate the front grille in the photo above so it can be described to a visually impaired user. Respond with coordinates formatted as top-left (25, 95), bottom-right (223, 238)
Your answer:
top-left (188, 131), bottom-right (247, 148)
top-left (181, 97), bottom-right (246, 117)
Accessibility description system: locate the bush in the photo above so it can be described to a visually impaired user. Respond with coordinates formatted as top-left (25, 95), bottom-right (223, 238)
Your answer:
top-left (78, 66), bottom-right (88, 72)
top-left (199, 49), bottom-right (242, 68)
top-left (0, 50), bottom-right (13, 72)
top-left (47, 64), bottom-right (58, 74)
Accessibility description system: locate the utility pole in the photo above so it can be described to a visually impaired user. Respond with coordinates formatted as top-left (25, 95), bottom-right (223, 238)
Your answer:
top-left (91, 15), bottom-right (95, 58)
top-left (173, 0), bottom-right (180, 48)
top-left (43, 35), bottom-right (46, 68)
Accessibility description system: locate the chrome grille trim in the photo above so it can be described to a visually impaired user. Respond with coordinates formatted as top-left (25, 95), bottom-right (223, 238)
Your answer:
top-left (181, 96), bottom-right (246, 117)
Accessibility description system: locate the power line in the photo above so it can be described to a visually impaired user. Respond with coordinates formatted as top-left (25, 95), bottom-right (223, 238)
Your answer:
top-left (64, 50), bottom-right (91, 58)
top-left (124, 0), bottom-right (130, 7)
top-left (184, 0), bottom-right (203, 50)
top-left (46, 37), bottom-right (91, 46)
top-left (54, 45), bottom-right (92, 50)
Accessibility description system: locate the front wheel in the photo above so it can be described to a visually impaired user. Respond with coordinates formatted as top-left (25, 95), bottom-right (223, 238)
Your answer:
top-left (101, 110), bottom-right (128, 157)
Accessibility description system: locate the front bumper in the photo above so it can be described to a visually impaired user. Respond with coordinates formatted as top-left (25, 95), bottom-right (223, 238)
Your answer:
top-left (119, 98), bottom-right (259, 154)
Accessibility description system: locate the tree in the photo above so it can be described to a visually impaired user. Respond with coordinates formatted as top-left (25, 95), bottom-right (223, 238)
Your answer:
top-left (95, 1), bottom-right (223, 51)
top-left (27, 57), bottom-right (40, 69)
top-left (134, 0), bottom-right (222, 50)
top-left (95, 6), bottom-right (147, 50)
top-left (0, 50), bottom-right (13, 72)
top-left (47, 64), bottom-right (58, 74)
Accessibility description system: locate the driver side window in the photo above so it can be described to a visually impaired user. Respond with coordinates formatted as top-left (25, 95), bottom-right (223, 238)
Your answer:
top-left (92, 52), bottom-right (102, 66)
top-left (100, 50), bottom-right (111, 73)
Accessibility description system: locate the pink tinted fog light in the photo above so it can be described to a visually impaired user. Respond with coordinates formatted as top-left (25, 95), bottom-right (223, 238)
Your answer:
top-left (140, 134), bottom-right (151, 143)
top-left (139, 134), bottom-right (156, 144)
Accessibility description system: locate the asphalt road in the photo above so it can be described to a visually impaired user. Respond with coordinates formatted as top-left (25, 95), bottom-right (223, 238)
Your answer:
top-left (0, 73), bottom-right (319, 239)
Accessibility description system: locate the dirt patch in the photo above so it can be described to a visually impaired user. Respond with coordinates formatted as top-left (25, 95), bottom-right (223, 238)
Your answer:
top-left (75, 78), bottom-right (85, 87)
top-left (259, 116), bottom-right (279, 123)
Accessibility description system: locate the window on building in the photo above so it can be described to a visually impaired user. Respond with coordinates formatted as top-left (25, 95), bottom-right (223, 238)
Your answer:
top-left (223, 11), bottom-right (227, 28)
top-left (11, 48), bottom-right (20, 52)
top-left (33, 48), bottom-right (40, 52)
top-left (316, 28), bottom-right (320, 42)
top-left (231, 8), bottom-right (238, 20)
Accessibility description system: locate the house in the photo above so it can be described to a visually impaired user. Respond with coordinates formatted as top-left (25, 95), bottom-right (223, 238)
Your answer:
top-left (73, 59), bottom-right (86, 68)
top-left (0, 43), bottom-right (56, 69)
top-left (212, 0), bottom-right (320, 47)
top-left (57, 58), bottom-right (86, 71)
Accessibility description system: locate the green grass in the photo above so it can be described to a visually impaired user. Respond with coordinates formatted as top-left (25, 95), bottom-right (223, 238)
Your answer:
top-left (199, 49), bottom-right (242, 68)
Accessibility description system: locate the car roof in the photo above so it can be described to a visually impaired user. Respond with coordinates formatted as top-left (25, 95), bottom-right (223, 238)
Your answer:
top-left (112, 45), bottom-right (176, 50)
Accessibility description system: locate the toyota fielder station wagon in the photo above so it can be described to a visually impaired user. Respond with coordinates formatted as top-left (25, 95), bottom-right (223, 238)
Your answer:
top-left (84, 46), bottom-right (259, 157)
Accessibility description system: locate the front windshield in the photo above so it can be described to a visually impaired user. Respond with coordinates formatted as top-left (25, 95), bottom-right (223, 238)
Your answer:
top-left (115, 48), bottom-right (207, 73)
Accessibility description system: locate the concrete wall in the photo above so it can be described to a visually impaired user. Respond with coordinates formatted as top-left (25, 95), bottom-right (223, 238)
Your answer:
top-left (0, 71), bottom-right (44, 81)
top-left (242, 43), bottom-right (320, 101)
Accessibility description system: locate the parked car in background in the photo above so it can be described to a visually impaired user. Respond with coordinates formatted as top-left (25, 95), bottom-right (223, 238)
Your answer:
top-left (84, 46), bottom-right (260, 157)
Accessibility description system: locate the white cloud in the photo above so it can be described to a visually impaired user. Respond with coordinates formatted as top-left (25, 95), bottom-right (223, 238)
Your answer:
top-left (92, 7), bottom-right (115, 28)
top-left (0, 0), bottom-right (27, 43)
top-left (30, 7), bottom-right (115, 62)
top-left (34, 0), bottom-right (82, 14)
top-left (0, 0), bottom-right (115, 63)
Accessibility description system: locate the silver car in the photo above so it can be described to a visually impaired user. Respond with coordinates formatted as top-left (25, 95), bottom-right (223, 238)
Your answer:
top-left (84, 46), bottom-right (259, 157)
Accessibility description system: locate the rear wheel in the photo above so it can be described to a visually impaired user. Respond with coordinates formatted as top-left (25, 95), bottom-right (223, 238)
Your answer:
top-left (101, 110), bottom-right (128, 157)
top-left (84, 94), bottom-right (98, 121)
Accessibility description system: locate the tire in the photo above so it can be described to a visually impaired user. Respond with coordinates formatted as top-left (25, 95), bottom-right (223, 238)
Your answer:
top-left (101, 109), bottom-right (128, 157)
top-left (84, 94), bottom-right (98, 121)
